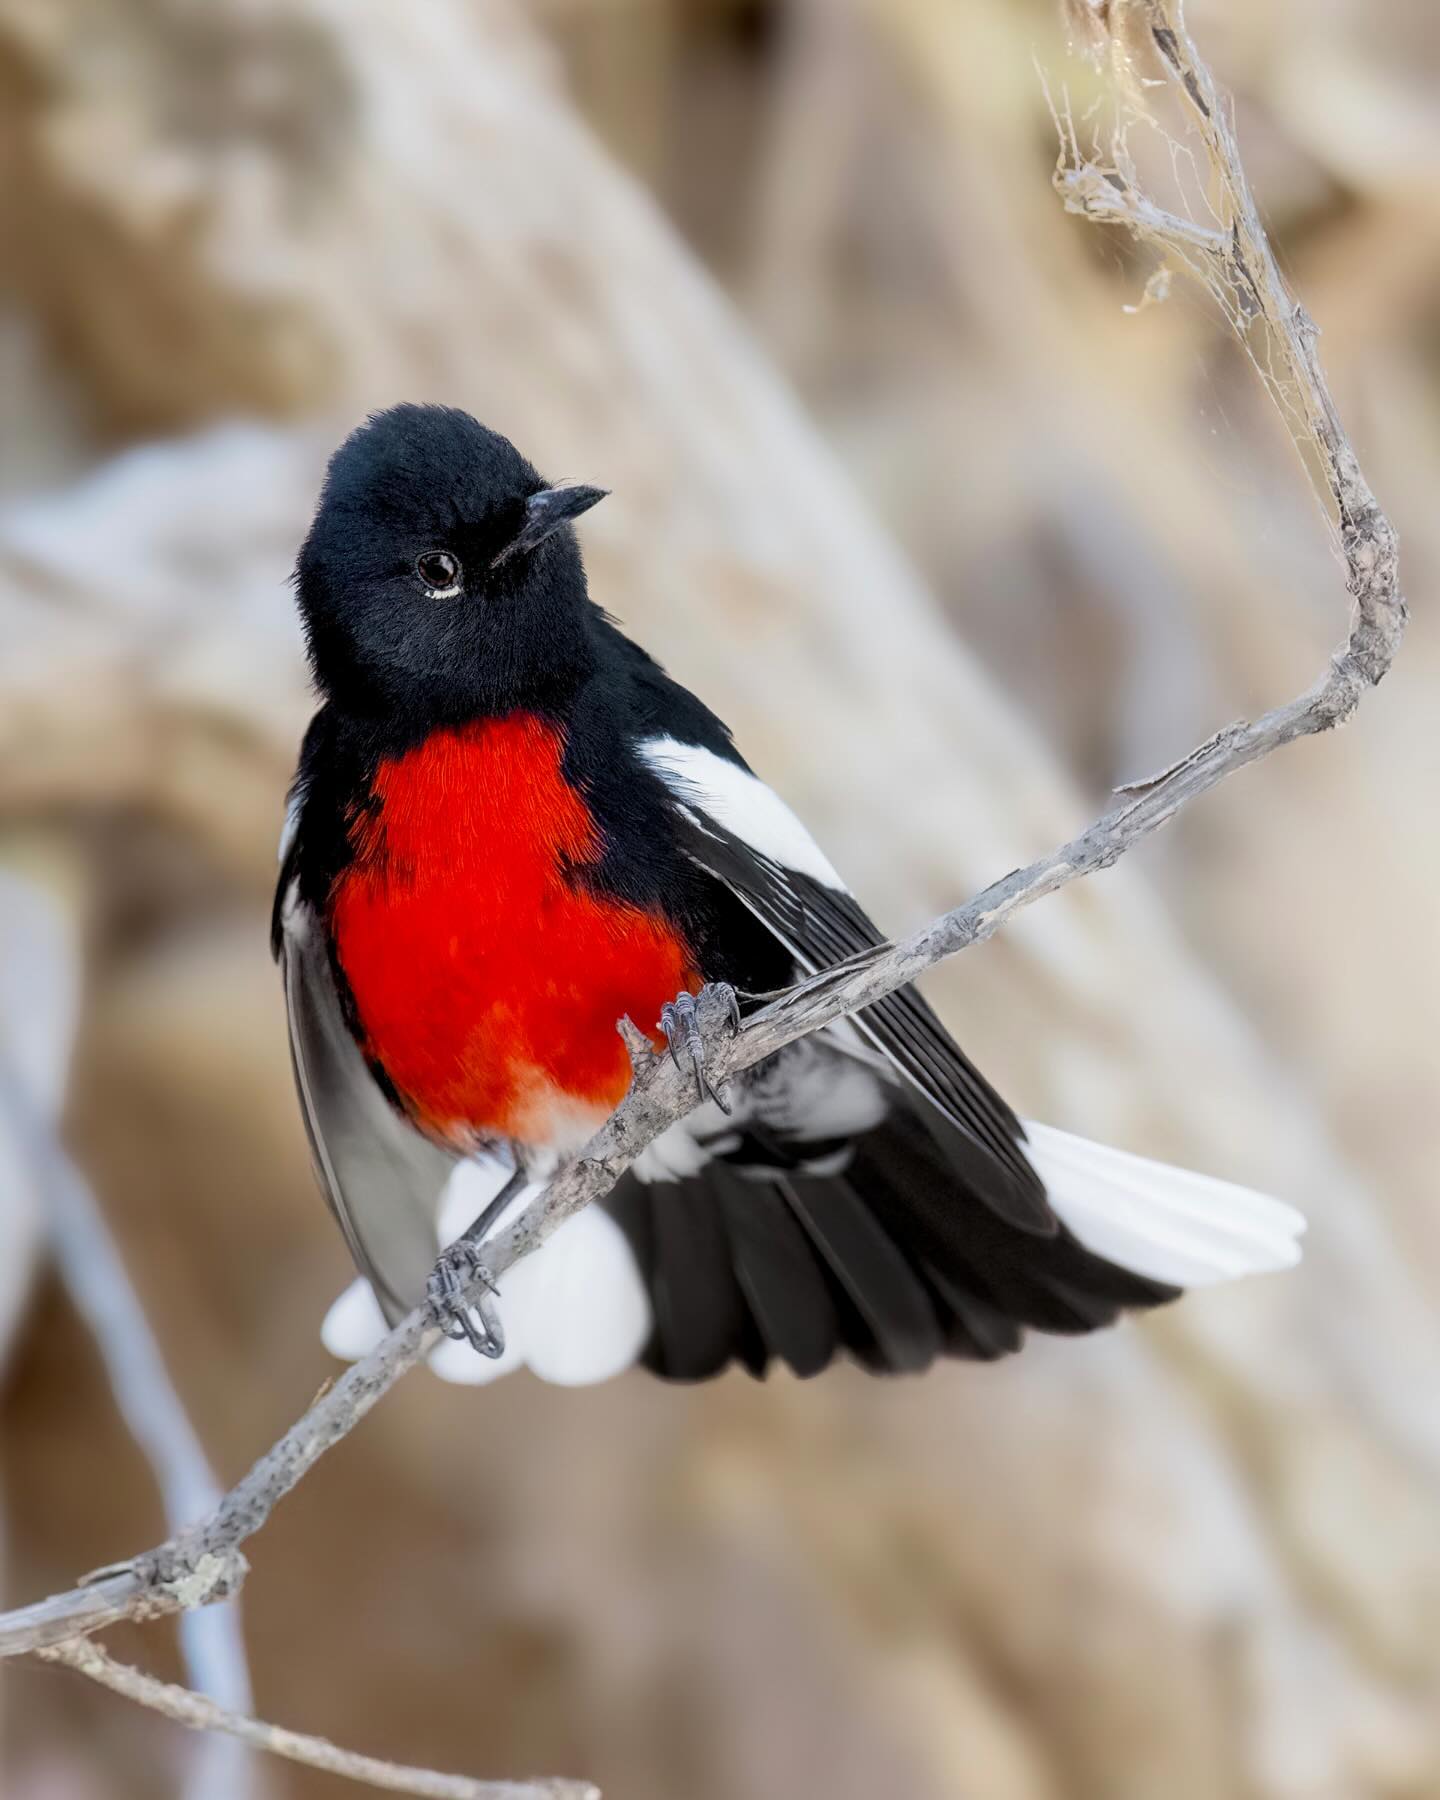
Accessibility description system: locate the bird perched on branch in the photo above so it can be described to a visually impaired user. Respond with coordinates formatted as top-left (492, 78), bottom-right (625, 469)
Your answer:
top-left (274, 404), bottom-right (1302, 1387)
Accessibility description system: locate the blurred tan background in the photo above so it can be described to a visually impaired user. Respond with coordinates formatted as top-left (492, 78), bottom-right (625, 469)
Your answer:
top-left (1, 1), bottom-right (1438, 1796)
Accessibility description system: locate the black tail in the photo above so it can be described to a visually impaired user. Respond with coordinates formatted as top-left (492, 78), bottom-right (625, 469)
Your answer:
top-left (604, 1108), bottom-right (1179, 1382)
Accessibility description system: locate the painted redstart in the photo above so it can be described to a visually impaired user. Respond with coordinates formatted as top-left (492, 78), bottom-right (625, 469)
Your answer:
top-left (274, 405), bottom-right (1302, 1387)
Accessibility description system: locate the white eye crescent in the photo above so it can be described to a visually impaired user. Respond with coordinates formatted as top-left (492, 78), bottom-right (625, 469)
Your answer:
top-left (415, 549), bottom-right (463, 598)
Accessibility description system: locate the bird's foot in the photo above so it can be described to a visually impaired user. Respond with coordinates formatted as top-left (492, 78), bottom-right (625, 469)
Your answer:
top-left (660, 983), bottom-right (740, 1117)
top-left (426, 1242), bottom-right (505, 1358)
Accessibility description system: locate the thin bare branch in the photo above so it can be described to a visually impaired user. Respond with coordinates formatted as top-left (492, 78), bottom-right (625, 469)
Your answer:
top-left (37, 1637), bottom-right (595, 1800)
top-left (0, 856), bottom-right (257, 1796)
top-left (2, 0), bottom-right (1403, 1745)
top-left (1052, 0), bottom-right (1387, 550)
top-left (32, 1109), bottom-right (257, 1800)
top-left (0, 1307), bottom-right (434, 1656)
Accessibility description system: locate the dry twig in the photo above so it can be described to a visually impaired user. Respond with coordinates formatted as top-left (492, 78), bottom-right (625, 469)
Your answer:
top-left (28, 1112), bottom-right (257, 1800)
top-left (3, 2), bottom-right (1404, 1793)
top-left (38, 1637), bottom-right (595, 1800)
top-left (0, 864), bottom-right (257, 1797)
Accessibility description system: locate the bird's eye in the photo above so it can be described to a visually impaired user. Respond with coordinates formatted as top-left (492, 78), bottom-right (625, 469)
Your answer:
top-left (415, 550), bottom-right (463, 597)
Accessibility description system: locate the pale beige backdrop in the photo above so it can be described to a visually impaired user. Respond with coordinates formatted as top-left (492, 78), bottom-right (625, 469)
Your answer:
top-left (0, 2), bottom-right (1437, 1797)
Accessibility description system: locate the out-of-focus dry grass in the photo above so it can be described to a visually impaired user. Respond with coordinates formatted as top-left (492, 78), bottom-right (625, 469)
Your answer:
top-left (0, 2), bottom-right (1437, 1797)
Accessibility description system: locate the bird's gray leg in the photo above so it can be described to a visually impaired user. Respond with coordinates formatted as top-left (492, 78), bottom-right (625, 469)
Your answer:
top-left (425, 1155), bottom-right (530, 1357)
top-left (659, 983), bottom-right (741, 1116)
top-left (457, 1159), bottom-right (531, 1247)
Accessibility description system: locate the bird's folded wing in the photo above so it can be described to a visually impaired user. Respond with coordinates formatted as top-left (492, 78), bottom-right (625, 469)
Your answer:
top-left (639, 736), bottom-right (1053, 1233)
top-left (279, 881), bottom-right (456, 1322)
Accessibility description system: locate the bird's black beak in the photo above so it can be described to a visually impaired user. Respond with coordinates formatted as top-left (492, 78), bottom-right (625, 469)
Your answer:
top-left (492, 483), bottom-right (609, 567)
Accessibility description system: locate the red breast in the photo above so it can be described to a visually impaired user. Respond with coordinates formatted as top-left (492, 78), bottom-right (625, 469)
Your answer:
top-left (328, 714), bottom-right (698, 1150)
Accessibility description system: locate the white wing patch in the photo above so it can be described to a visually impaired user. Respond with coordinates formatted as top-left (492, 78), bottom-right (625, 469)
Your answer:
top-left (1023, 1121), bottom-right (1305, 1288)
top-left (639, 737), bottom-right (846, 889)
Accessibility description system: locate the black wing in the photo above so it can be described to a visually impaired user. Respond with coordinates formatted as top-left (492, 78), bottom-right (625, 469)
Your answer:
top-left (276, 874), bottom-right (455, 1322)
top-left (671, 806), bottom-right (1055, 1236)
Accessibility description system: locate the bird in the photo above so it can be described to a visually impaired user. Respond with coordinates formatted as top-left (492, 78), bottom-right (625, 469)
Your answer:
top-left (273, 403), bottom-right (1303, 1388)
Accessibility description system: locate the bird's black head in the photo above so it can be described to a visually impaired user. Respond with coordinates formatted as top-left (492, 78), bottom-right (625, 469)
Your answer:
top-left (295, 405), bottom-right (607, 724)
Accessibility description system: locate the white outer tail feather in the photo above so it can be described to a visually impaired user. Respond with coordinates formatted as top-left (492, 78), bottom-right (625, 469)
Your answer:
top-left (1021, 1121), bottom-right (1305, 1288)
top-left (321, 1126), bottom-right (1305, 1386)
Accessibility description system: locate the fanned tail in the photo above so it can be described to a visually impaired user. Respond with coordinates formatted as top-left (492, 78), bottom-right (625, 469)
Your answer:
top-left (603, 1107), bottom-right (1303, 1382)
top-left (321, 1115), bottom-right (1305, 1387)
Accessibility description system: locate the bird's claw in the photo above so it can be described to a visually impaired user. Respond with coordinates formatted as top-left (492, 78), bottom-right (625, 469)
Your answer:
top-left (426, 1242), bottom-right (504, 1358)
top-left (659, 983), bottom-right (740, 1117)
